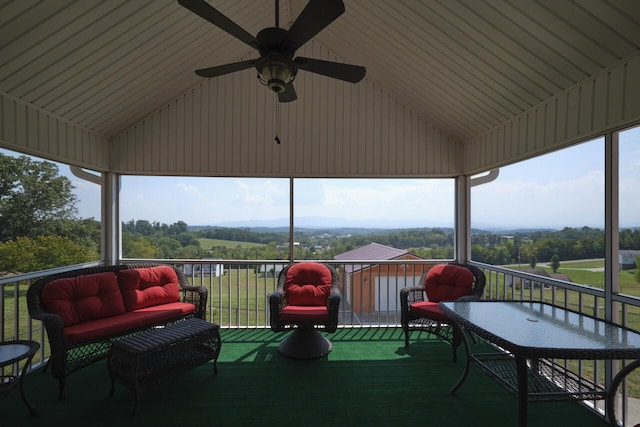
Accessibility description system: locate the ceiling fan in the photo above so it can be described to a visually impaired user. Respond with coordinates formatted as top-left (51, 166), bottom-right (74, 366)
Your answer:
top-left (178, 0), bottom-right (366, 102)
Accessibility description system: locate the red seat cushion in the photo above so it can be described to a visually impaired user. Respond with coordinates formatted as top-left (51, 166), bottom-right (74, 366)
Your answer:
top-left (63, 302), bottom-right (196, 345)
top-left (41, 272), bottom-right (125, 326)
top-left (280, 305), bottom-right (329, 322)
top-left (424, 264), bottom-right (475, 302)
top-left (118, 266), bottom-right (180, 311)
top-left (409, 301), bottom-right (450, 322)
top-left (285, 263), bottom-right (332, 306)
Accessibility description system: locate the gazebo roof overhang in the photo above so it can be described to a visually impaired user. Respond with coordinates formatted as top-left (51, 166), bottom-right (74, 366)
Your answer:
top-left (1, 0), bottom-right (639, 177)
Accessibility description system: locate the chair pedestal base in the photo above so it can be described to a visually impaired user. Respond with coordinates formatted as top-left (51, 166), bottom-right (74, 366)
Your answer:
top-left (278, 327), bottom-right (332, 360)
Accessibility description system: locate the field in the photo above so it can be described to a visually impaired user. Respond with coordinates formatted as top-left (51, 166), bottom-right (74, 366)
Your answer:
top-left (198, 238), bottom-right (265, 250)
top-left (530, 259), bottom-right (639, 295)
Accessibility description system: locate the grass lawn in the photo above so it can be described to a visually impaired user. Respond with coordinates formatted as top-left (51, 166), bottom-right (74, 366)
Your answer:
top-left (505, 258), bottom-right (639, 293)
top-left (198, 238), bottom-right (266, 250)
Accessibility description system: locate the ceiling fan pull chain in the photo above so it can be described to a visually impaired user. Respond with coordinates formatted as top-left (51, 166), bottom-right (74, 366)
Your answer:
top-left (275, 99), bottom-right (281, 144)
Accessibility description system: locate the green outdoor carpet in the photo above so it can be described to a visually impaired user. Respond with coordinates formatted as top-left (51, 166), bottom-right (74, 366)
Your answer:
top-left (2, 327), bottom-right (609, 427)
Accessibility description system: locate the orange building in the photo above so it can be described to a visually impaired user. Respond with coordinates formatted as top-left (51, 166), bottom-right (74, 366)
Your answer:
top-left (334, 243), bottom-right (433, 315)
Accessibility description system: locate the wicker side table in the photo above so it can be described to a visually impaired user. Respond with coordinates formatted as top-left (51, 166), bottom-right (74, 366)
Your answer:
top-left (107, 317), bottom-right (221, 413)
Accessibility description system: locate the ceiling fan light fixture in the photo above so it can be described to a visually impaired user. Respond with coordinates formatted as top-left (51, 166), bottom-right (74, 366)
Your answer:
top-left (257, 56), bottom-right (296, 94)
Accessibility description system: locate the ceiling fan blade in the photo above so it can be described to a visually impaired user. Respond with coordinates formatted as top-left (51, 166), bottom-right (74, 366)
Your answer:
top-left (195, 59), bottom-right (256, 78)
top-left (178, 0), bottom-right (259, 49)
top-left (286, 0), bottom-right (344, 52)
top-left (278, 83), bottom-right (297, 102)
top-left (294, 57), bottom-right (366, 83)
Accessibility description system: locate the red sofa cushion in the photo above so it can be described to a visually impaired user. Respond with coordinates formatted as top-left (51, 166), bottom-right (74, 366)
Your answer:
top-left (285, 263), bottom-right (332, 306)
top-left (425, 264), bottom-right (475, 302)
top-left (63, 302), bottom-right (196, 345)
top-left (41, 272), bottom-right (125, 326)
top-left (118, 266), bottom-right (180, 311)
top-left (280, 305), bottom-right (329, 322)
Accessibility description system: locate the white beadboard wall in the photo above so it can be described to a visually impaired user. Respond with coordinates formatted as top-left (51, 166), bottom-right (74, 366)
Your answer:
top-left (3, 47), bottom-right (639, 178)
top-left (111, 42), bottom-right (462, 178)
top-left (464, 53), bottom-right (640, 174)
top-left (0, 91), bottom-right (110, 171)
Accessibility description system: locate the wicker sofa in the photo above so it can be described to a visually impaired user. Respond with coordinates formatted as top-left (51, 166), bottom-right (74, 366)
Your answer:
top-left (27, 263), bottom-right (207, 399)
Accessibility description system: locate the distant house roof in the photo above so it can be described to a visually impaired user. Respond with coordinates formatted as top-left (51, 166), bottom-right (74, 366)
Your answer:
top-left (334, 242), bottom-right (408, 261)
top-left (620, 250), bottom-right (640, 259)
top-left (334, 242), bottom-right (411, 274)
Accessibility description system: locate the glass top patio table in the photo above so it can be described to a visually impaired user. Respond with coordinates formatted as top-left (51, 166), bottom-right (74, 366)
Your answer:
top-left (438, 301), bottom-right (640, 427)
top-left (439, 301), bottom-right (640, 359)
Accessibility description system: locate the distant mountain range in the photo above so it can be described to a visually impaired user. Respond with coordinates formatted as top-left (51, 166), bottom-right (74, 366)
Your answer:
top-left (189, 223), bottom-right (607, 236)
top-left (214, 216), bottom-right (452, 230)
top-left (189, 216), bottom-right (638, 234)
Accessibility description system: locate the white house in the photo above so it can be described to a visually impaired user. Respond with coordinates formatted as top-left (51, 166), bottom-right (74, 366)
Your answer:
top-left (620, 251), bottom-right (640, 270)
top-left (258, 264), bottom-right (286, 278)
top-left (184, 260), bottom-right (224, 277)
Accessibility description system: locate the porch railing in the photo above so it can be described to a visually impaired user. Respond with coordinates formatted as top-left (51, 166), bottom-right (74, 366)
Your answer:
top-left (2, 259), bottom-right (640, 425)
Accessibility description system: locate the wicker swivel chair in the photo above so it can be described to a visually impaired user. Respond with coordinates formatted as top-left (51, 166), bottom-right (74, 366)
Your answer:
top-left (269, 262), bottom-right (341, 359)
top-left (400, 263), bottom-right (486, 362)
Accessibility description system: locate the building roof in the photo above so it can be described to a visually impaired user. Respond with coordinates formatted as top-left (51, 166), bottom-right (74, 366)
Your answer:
top-left (334, 242), bottom-right (408, 261)
top-left (334, 242), bottom-right (411, 274)
top-left (620, 250), bottom-right (640, 257)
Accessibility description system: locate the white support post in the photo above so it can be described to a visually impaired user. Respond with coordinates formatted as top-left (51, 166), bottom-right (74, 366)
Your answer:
top-left (455, 175), bottom-right (471, 263)
top-left (103, 172), bottom-right (120, 264)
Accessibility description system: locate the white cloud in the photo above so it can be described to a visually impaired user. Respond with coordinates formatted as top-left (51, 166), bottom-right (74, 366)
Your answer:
top-left (177, 183), bottom-right (201, 196)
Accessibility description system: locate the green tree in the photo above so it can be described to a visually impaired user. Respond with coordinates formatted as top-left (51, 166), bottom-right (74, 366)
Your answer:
top-left (122, 234), bottom-right (161, 258)
top-left (0, 236), bottom-right (90, 273)
top-left (530, 254), bottom-right (537, 269)
top-left (550, 254), bottom-right (560, 273)
top-left (0, 154), bottom-right (78, 241)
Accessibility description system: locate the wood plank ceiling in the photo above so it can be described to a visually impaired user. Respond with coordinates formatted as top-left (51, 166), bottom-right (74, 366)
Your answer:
top-left (1, 0), bottom-right (639, 142)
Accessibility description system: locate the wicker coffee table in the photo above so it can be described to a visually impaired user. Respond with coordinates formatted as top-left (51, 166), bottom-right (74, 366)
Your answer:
top-left (107, 317), bottom-right (221, 413)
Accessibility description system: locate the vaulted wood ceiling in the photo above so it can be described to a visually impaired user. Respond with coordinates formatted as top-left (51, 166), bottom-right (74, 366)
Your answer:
top-left (1, 0), bottom-right (639, 144)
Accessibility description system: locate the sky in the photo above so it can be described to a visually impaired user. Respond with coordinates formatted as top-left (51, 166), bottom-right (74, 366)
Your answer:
top-left (2, 126), bottom-right (638, 230)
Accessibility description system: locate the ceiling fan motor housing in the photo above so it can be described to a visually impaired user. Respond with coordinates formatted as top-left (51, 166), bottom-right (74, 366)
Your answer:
top-left (256, 55), bottom-right (297, 93)
top-left (255, 28), bottom-right (297, 94)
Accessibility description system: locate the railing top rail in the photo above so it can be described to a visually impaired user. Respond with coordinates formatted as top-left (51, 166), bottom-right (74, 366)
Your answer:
top-left (121, 258), bottom-right (449, 266)
top-left (0, 261), bottom-right (103, 285)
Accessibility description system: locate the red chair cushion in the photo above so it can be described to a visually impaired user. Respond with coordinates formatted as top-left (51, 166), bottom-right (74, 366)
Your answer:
top-left (409, 301), bottom-right (450, 322)
top-left (285, 263), bottom-right (332, 306)
top-left (118, 266), bottom-right (180, 311)
top-left (424, 264), bottom-right (474, 302)
top-left (41, 272), bottom-right (125, 327)
top-left (280, 305), bottom-right (329, 322)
